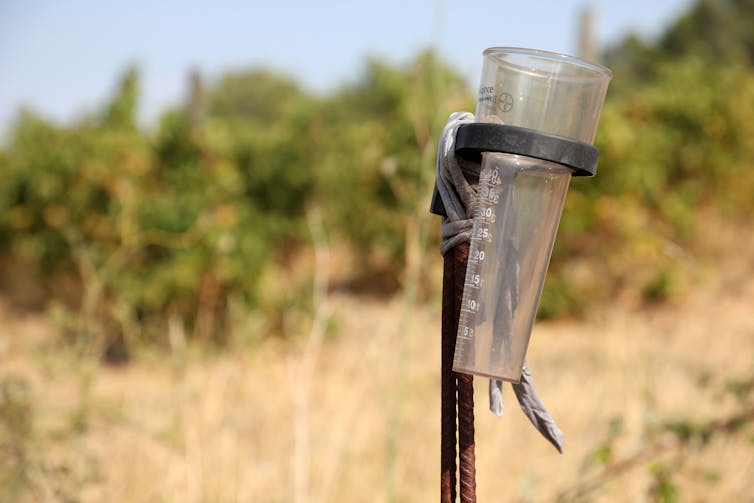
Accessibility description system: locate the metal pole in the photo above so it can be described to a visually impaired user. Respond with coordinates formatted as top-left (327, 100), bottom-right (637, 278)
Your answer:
top-left (441, 241), bottom-right (476, 502)
top-left (441, 250), bottom-right (458, 503)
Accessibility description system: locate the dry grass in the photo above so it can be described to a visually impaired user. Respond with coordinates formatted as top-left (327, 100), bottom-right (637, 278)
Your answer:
top-left (2, 247), bottom-right (754, 502)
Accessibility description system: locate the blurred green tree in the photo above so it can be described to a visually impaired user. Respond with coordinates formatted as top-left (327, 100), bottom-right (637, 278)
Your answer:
top-left (2, 0), bottom-right (754, 346)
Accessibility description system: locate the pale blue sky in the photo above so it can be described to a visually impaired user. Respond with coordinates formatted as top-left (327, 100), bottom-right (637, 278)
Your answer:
top-left (0, 0), bottom-right (692, 135)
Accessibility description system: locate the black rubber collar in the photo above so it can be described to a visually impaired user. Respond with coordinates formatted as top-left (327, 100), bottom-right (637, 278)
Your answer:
top-left (430, 123), bottom-right (599, 216)
top-left (455, 123), bottom-right (599, 177)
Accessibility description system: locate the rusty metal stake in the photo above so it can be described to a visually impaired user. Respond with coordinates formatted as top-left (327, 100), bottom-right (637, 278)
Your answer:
top-left (441, 249), bottom-right (458, 503)
top-left (441, 242), bottom-right (476, 502)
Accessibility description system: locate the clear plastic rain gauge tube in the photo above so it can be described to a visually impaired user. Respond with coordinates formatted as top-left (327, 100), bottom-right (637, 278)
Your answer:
top-left (453, 48), bottom-right (611, 382)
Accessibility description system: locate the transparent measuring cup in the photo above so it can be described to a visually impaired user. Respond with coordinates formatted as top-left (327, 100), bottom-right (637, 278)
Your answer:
top-left (453, 48), bottom-right (611, 381)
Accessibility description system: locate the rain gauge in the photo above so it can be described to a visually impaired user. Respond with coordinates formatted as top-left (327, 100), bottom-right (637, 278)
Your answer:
top-left (446, 48), bottom-right (611, 382)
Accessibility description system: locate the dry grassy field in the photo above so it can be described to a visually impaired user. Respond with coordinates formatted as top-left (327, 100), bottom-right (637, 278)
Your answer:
top-left (2, 242), bottom-right (754, 502)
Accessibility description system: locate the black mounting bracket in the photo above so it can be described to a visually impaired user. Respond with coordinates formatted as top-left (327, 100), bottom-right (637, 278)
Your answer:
top-left (430, 123), bottom-right (600, 217)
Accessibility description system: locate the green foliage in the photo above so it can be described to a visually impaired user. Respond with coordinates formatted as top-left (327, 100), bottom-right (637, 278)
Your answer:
top-left (208, 69), bottom-right (303, 125)
top-left (580, 417), bottom-right (623, 473)
top-left (648, 462), bottom-right (679, 503)
top-left (315, 52), bottom-right (472, 275)
top-left (550, 56), bottom-right (754, 313)
top-left (560, 370), bottom-right (754, 502)
top-left (541, 0), bottom-right (754, 316)
top-left (0, 66), bottom-right (309, 353)
top-left (605, 0), bottom-right (754, 90)
top-left (103, 66), bottom-right (140, 130)
top-left (659, 0), bottom-right (754, 64)
top-left (3, 0), bottom-right (754, 344)
top-left (0, 51), bottom-right (472, 353)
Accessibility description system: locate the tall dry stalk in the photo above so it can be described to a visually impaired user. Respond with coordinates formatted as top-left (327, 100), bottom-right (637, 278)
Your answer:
top-left (384, 133), bottom-right (438, 501)
top-left (288, 206), bottom-right (331, 503)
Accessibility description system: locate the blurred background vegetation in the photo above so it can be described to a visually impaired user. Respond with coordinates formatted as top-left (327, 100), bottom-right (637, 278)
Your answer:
top-left (2, 0), bottom-right (754, 359)
top-left (1, 0), bottom-right (754, 501)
